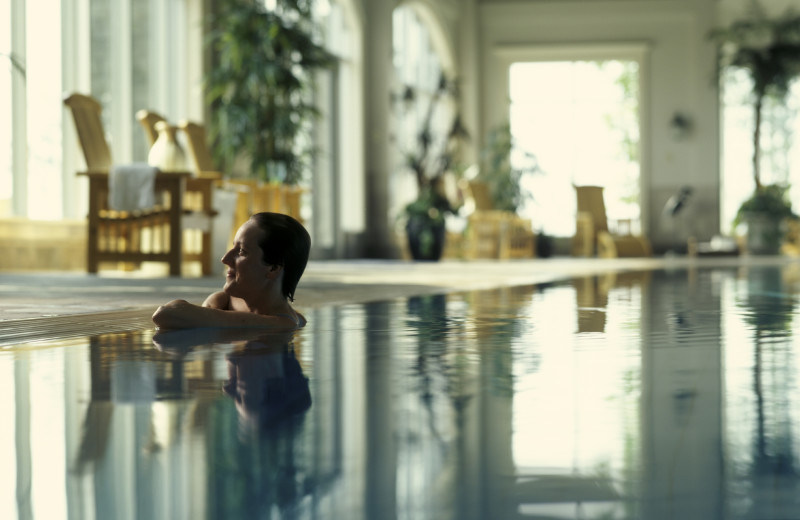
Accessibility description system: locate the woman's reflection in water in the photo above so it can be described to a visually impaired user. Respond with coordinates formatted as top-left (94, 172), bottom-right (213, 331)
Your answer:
top-left (153, 328), bottom-right (312, 432)
top-left (153, 329), bottom-right (314, 515)
top-left (222, 331), bottom-right (312, 432)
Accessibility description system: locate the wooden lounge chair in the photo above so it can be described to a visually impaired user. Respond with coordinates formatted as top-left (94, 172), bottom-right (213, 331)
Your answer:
top-left (177, 120), bottom-right (305, 226)
top-left (572, 185), bottom-right (651, 258)
top-left (135, 111), bottom-right (231, 253)
top-left (463, 180), bottom-right (535, 259)
top-left (135, 109), bottom-right (167, 146)
top-left (64, 93), bottom-right (216, 275)
top-left (176, 120), bottom-right (251, 238)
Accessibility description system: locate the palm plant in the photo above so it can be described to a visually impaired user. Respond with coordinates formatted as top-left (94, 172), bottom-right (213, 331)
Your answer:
top-left (399, 74), bottom-right (469, 260)
top-left (477, 124), bottom-right (540, 213)
top-left (401, 74), bottom-right (469, 221)
top-left (709, 2), bottom-right (800, 195)
top-left (205, 0), bottom-right (336, 184)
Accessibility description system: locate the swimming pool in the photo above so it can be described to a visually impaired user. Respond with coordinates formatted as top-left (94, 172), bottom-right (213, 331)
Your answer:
top-left (2, 263), bottom-right (800, 519)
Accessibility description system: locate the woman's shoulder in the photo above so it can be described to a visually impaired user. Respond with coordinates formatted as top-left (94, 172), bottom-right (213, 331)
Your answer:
top-left (203, 291), bottom-right (231, 310)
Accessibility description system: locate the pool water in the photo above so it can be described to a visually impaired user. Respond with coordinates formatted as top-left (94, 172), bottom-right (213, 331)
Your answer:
top-left (2, 264), bottom-right (800, 519)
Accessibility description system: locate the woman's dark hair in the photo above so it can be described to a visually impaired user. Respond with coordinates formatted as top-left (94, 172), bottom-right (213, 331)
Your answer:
top-left (250, 212), bottom-right (310, 302)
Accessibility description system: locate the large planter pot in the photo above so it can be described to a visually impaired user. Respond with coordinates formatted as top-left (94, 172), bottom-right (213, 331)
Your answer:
top-left (406, 216), bottom-right (446, 261)
top-left (744, 212), bottom-right (784, 255)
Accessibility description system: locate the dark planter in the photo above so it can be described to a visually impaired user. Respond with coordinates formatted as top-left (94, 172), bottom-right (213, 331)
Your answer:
top-left (405, 216), bottom-right (446, 261)
top-left (536, 233), bottom-right (554, 258)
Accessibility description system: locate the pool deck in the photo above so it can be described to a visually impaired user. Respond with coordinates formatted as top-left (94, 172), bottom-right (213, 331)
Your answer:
top-left (1, 255), bottom-right (796, 344)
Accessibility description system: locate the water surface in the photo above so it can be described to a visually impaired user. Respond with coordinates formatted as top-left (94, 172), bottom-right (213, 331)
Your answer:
top-left (3, 264), bottom-right (800, 519)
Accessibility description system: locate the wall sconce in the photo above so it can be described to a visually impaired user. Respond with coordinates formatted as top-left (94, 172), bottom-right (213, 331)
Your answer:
top-left (670, 112), bottom-right (692, 140)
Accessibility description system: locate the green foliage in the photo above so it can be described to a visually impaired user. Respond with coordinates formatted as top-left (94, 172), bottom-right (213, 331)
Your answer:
top-left (205, 0), bottom-right (336, 184)
top-left (404, 185), bottom-right (451, 225)
top-left (734, 183), bottom-right (798, 226)
top-left (710, 2), bottom-right (800, 100)
top-left (477, 124), bottom-right (540, 213)
top-left (603, 61), bottom-right (640, 164)
top-left (400, 74), bottom-right (469, 221)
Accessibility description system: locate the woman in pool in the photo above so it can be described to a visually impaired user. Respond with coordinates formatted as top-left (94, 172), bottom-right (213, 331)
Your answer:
top-left (152, 212), bottom-right (310, 329)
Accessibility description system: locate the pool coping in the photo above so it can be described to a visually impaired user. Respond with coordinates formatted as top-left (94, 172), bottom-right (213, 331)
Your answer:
top-left (0, 256), bottom-right (795, 345)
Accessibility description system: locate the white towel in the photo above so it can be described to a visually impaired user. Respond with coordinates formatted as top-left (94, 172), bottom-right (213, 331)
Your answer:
top-left (109, 163), bottom-right (157, 211)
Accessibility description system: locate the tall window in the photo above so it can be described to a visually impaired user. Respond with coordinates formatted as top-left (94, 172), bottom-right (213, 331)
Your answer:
top-left (2, 0), bottom-right (194, 220)
top-left (1, 0), bottom-right (65, 219)
top-left (391, 5), bottom-right (453, 219)
top-left (313, 0), bottom-right (364, 258)
top-left (509, 60), bottom-right (641, 237)
top-left (90, 0), bottom-right (190, 164)
top-left (0, 0), bottom-right (12, 216)
top-left (26, 0), bottom-right (63, 219)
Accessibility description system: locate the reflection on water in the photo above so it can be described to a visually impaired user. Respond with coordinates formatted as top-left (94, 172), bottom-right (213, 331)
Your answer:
top-left (155, 329), bottom-right (311, 432)
top-left (4, 264), bottom-right (800, 518)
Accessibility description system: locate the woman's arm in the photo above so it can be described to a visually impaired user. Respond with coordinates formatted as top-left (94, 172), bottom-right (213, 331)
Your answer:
top-left (152, 299), bottom-right (298, 330)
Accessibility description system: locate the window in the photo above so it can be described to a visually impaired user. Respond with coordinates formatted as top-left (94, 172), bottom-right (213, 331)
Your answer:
top-left (312, 0), bottom-right (364, 257)
top-left (0, 0), bottom-right (12, 216)
top-left (89, 0), bottom-right (190, 164)
top-left (2, 0), bottom-right (66, 219)
top-left (391, 5), bottom-right (454, 219)
top-left (509, 60), bottom-right (641, 237)
top-left (26, 0), bottom-right (63, 219)
top-left (1, 0), bottom-right (195, 220)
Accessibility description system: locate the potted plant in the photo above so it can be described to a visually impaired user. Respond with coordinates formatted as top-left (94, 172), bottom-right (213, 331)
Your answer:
top-left (205, 0), bottom-right (336, 204)
top-left (399, 75), bottom-right (469, 261)
top-left (733, 184), bottom-right (797, 254)
top-left (709, 2), bottom-right (800, 253)
top-left (476, 123), bottom-right (539, 213)
top-left (467, 123), bottom-right (546, 256)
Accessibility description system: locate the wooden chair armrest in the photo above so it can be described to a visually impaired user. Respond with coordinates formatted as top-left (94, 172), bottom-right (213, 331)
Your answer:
top-left (185, 177), bottom-right (216, 189)
top-left (77, 170), bottom-right (194, 180)
top-left (609, 218), bottom-right (633, 236)
top-left (196, 170), bottom-right (223, 180)
top-left (77, 170), bottom-right (112, 178)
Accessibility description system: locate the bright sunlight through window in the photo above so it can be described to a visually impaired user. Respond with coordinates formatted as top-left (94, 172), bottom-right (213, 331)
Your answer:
top-left (0, 0), bottom-right (12, 216)
top-left (509, 61), bottom-right (641, 237)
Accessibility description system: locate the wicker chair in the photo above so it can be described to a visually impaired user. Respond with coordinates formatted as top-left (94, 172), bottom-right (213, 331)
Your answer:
top-left (463, 180), bottom-right (535, 259)
top-left (572, 185), bottom-right (651, 258)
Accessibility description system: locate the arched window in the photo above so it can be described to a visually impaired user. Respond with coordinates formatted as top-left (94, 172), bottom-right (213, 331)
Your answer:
top-left (391, 4), bottom-right (455, 220)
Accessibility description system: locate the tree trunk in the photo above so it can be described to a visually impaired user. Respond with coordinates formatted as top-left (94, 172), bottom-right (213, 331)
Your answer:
top-left (753, 92), bottom-right (764, 192)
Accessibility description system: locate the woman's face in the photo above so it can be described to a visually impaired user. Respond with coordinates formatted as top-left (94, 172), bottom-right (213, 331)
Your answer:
top-left (221, 219), bottom-right (271, 298)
